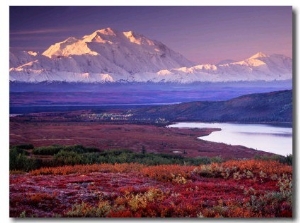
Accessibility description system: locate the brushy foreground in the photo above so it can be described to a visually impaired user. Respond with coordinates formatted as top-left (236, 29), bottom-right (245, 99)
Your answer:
top-left (10, 160), bottom-right (292, 218)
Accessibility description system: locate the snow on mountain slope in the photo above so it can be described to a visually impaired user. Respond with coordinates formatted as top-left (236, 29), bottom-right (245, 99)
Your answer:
top-left (163, 54), bottom-right (292, 83)
top-left (39, 27), bottom-right (194, 74)
top-left (9, 28), bottom-right (292, 83)
top-left (42, 37), bottom-right (98, 57)
top-left (10, 51), bottom-right (39, 68)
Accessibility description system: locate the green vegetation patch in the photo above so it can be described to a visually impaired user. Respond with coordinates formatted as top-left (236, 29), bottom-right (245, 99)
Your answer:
top-left (32, 144), bottom-right (99, 156)
top-left (9, 144), bottom-right (292, 172)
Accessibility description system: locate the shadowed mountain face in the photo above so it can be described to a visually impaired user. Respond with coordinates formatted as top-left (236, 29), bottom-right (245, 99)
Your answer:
top-left (131, 90), bottom-right (292, 123)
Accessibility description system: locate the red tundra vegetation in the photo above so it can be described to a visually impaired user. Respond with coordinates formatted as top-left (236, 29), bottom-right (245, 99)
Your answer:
top-left (10, 160), bottom-right (292, 218)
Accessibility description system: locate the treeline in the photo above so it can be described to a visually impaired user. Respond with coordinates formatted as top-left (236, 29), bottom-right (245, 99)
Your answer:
top-left (9, 144), bottom-right (292, 172)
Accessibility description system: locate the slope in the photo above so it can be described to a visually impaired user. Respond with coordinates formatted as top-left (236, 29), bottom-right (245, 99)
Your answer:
top-left (131, 90), bottom-right (292, 123)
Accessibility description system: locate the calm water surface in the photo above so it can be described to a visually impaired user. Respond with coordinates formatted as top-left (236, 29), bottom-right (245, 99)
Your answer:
top-left (168, 122), bottom-right (292, 156)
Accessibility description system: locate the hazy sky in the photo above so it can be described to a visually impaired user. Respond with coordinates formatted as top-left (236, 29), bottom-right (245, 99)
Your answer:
top-left (10, 6), bottom-right (292, 64)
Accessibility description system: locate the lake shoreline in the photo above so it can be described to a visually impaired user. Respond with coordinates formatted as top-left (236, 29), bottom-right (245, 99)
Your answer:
top-left (167, 121), bottom-right (292, 128)
top-left (168, 122), bottom-right (292, 156)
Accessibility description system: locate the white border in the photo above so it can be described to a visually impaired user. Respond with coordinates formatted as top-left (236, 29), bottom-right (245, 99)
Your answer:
top-left (2, 1), bottom-right (299, 223)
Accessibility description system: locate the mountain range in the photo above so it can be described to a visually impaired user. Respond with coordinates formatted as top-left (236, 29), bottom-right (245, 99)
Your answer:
top-left (9, 27), bottom-right (292, 83)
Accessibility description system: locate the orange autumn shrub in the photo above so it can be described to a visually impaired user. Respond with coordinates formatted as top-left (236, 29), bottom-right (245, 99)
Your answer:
top-left (193, 159), bottom-right (292, 180)
top-left (30, 163), bottom-right (144, 176)
top-left (221, 160), bottom-right (292, 176)
top-left (140, 165), bottom-right (195, 183)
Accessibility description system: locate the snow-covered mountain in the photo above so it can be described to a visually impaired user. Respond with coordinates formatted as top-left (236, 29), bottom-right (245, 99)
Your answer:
top-left (158, 52), bottom-right (292, 83)
top-left (9, 28), bottom-right (292, 83)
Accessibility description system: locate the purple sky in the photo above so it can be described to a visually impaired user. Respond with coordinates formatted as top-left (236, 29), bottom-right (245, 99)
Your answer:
top-left (10, 6), bottom-right (292, 64)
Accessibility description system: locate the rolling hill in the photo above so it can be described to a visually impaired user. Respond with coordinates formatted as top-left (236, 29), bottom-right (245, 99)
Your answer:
top-left (131, 90), bottom-right (292, 123)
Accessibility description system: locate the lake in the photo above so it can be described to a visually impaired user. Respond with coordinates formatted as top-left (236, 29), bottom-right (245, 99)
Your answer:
top-left (168, 122), bottom-right (292, 156)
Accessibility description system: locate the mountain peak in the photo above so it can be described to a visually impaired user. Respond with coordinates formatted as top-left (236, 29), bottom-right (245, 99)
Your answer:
top-left (249, 52), bottom-right (268, 59)
top-left (96, 27), bottom-right (117, 35)
top-left (123, 30), bottom-right (155, 46)
top-left (82, 28), bottom-right (119, 42)
top-left (32, 27), bottom-right (194, 75)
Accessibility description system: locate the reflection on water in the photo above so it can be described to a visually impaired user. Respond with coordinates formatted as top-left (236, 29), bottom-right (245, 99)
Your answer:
top-left (238, 132), bottom-right (292, 137)
top-left (168, 122), bottom-right (292, 156)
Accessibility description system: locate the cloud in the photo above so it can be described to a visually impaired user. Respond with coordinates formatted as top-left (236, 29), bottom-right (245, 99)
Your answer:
top-left (10, 27), bottom-right (74, 35)
top-left (10, 46), bottom-right (43, 51)
top-left (10, 35), bottom-right (64, 41)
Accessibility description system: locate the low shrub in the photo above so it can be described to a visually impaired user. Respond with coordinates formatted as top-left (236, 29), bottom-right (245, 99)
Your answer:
top-left (13, 144), bottom-right (34, 150)
top-left (255, 154), bottom-right (293, 166)
top-left (32, 145), bottom-right (63, 155)
top-left (10, 148), bottom-right (40, 171)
